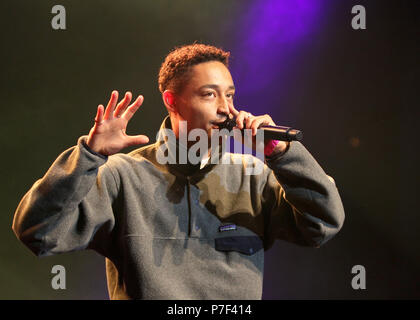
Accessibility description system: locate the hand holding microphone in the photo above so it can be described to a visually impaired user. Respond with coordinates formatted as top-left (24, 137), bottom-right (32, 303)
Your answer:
top-left (218, 105), bottom-right (303, 142)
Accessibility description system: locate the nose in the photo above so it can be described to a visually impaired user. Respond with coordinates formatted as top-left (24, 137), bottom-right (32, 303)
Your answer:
top-left (217, 96), bottom-right (230, 118)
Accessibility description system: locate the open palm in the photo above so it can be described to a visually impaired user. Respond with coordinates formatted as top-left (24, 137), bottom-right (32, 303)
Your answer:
top-left (86, 91), bottom-right (149, 156)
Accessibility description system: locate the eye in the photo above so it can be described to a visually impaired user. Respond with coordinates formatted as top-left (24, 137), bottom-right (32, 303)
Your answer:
top-left (226, 93), bottom-right (234, 99)
top-left (203, 91), bottom-right (216, 97)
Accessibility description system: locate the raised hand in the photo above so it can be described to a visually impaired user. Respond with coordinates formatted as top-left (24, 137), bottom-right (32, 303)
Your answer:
top-left (86, 90), bottom-right (149, 156)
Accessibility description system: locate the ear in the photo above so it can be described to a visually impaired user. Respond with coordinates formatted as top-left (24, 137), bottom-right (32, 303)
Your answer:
top-left (162, 90), bottom-right (177, 114)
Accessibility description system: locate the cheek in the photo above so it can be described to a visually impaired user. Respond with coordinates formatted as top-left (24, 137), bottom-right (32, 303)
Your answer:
top-left (191, 103), bottom-right (214, 121)
top-left (193, 113), bottom-right (210, 128)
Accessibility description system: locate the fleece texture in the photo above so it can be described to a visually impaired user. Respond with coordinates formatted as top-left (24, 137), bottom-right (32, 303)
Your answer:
top-left (12, 116), bottom-right (345, 299)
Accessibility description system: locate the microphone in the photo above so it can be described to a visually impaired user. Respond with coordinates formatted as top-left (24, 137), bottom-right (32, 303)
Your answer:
top-left (216, 116), bottom-right (303, 142)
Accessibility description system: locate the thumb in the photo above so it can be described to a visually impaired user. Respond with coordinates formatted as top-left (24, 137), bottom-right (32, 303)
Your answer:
top-left (125, 135), bottom-right (150, 147)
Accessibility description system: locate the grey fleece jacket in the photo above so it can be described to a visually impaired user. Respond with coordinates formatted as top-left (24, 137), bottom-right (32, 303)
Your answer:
top-left (12, 116), bottom-right (345, 299)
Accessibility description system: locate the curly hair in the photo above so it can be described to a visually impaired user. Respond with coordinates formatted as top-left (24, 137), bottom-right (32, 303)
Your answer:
top-left (158, 43), bottom-right (230, 94)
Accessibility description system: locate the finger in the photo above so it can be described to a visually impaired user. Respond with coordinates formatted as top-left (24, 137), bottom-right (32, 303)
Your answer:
top-left (244, 113), bottom-right (255, 130)
top-left (114, 91), bottom-right (132, 118)
top-left (122, 95), bottom-right (144, 122)
top-left (104, 90), bottom-right (119, 120)
top-left (228, 103), bottom-right (239, 117)
top-left (93, 104), bottom-right (105, 127)
top-left (125, 134), bottom-right (149, 147)
top-left (250, 117), bottom-right (265, 136)
top-left (236, 111), bottom-right (249, 129)
top-left (250, 115), bottom-right (273, 135)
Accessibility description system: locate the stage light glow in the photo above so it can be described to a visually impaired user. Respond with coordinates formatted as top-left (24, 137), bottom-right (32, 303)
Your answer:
top-left (230, 0), bottom-right (322, 96)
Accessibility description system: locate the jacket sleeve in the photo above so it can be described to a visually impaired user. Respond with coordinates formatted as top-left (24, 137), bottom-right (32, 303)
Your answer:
top-left (261, 141), bottom-right (345, 249)
top-left (12, 136), bottom-right (119, 257)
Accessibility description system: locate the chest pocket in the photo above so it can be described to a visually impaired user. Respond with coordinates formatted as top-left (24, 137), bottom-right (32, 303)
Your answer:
top-left (215, 236), bottom-right (263, 256)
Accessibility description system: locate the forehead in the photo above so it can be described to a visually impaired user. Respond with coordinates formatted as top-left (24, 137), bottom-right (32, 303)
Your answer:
top-left (186, 61), bottom-right (234, 88)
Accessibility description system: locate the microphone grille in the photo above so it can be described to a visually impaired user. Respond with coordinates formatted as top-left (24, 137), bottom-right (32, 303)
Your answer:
top-left (218, 116), bottom-right (237, 131)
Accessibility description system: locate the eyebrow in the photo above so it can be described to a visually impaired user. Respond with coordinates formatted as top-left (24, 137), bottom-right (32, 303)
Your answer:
top-left (198, 84), bottom-right (235, 91)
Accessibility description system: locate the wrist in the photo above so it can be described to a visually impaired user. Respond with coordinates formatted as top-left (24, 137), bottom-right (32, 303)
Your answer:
top-left (83, 137), bottom-right (108, 158)
top-left (264, 140), bottom-right (289, 157)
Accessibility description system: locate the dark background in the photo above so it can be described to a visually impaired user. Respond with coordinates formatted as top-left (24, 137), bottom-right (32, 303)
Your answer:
top-left (1, 0), bottom-right (418, 299)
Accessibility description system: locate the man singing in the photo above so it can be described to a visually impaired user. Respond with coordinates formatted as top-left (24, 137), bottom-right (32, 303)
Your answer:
top-left (12, 43), bottom-right (345, 299)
